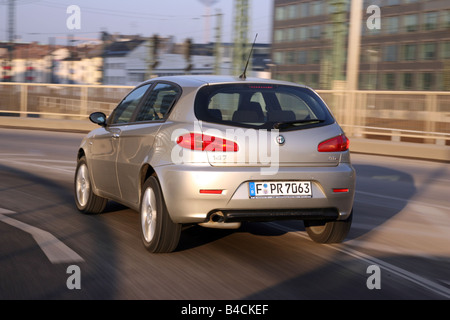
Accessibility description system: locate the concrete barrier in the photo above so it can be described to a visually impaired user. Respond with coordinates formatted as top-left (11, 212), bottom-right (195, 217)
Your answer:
top-left (350, 138), bottom-right (449, 162)
top-left (1, 116), bottom-right (449, 162)
top-left (0, 116), bottom-right (97, 133)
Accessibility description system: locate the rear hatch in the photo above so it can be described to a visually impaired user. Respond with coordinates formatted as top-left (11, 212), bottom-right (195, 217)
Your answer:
top-left (193, 83), bottom-right (347, 168)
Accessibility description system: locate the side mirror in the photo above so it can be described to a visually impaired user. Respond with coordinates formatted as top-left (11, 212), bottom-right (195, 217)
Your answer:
top-left (89, 112), bottom-right (107, 127)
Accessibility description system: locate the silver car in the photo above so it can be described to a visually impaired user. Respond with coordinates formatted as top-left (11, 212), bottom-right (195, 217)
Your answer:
top-left (74, 75), bottom-right (355, 253)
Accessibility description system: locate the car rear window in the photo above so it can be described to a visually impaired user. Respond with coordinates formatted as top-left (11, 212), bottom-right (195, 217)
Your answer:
top-left (194, 83), bottom-right (335, 130)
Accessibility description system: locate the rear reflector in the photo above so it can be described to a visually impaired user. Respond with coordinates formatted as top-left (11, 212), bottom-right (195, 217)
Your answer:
top-left (200, 190), bottom-right (224, 195)
top-left (177, 133), bottom-right (239, 152)
top-left (318, 135), bottom-right (350, 152)
top-left (333, 188), bottom-right (349, 193)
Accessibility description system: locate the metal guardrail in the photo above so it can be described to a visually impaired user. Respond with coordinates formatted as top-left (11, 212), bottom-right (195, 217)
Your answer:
top-left (0, 82), bottom-right (449, 147)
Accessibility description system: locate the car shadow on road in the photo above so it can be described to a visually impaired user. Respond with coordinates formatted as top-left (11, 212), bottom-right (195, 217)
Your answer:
top-left (176, 221), bottom-right (289, 252)
top-left (176, 226), bottom-right (236, 252)
top-left (102, 200), bottom-right (130, 214)
top-left (241, 253), bottom-right (450, 299)
top-left (348, 163), bottom-right (417, 241)
top-left (0, 163), bottom-right (120, 299)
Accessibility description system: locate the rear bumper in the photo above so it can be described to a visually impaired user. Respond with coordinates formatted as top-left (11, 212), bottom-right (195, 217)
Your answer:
top-left (212, 208), bottom-right (339, 223)
top-left (155, 163), bottom-right (355, 224)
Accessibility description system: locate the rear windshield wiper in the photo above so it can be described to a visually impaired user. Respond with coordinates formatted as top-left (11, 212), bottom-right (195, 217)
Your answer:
top-left (273, 119), bottom-right (325, 129)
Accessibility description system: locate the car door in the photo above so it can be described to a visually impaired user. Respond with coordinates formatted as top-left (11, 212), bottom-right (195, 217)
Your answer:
top-left (115, 82), bottom-right (181, 207)
top-left (89, 83), bottom-right (152, 199)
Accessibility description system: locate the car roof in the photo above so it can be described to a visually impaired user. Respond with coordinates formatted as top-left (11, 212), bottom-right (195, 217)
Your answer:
top-left (142, 75), bottom-right (310, 89)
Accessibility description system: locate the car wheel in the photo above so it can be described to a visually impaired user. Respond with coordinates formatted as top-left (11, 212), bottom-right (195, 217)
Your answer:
top-left (140, 175), bottom-right (181, 253)
top-left (74, 157), bottom-right (107, 214)
top-left (304, 210), bottom-right (353, 243)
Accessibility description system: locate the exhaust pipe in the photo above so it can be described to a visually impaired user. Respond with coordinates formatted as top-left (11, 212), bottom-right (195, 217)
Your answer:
top-left (211, 212), bottom-right (225, 223)
top-left (199, 212), bottom-right (241, 230)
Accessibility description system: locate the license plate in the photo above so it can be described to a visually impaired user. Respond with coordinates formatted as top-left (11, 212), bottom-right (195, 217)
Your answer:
top-left (249, 181), bottom-right (312, 198)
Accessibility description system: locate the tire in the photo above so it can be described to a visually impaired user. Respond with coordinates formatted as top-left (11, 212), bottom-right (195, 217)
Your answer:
top-left (74, 157), bottom-right (107, 214)
top-left (304, 210), bottom-right (353, 244)
top-left (140, 175), bottom-right (181, 253)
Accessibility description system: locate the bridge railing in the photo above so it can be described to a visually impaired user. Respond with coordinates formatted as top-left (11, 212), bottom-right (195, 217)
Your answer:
top-left (0, 82), bottom-right (449, 158)
top-left (0, 83), bottom-right (133, 120)
top-left (317, 89), bottom-right (450, 146)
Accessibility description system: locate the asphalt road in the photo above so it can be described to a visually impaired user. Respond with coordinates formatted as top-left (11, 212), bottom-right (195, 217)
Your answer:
top-left (0, 128), bottom-right (449, 302)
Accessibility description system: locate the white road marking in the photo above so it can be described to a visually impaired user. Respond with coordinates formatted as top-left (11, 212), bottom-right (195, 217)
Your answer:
top-left (269, 222), bottom-right (450, 299)
top-left (343, 240), bottom-right (437, 260)
top-left (0, 208), bottom-right (84, 264)
top-left (351, 221), bottom-right (449, 239)
top-left (440, 280), bottom-right (450, 286)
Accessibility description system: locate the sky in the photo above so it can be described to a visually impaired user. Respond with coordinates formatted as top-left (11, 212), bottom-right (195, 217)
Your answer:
top-left (0, 0), bottom-right (273, 45)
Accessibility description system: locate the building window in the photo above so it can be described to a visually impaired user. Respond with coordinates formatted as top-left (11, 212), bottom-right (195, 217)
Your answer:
top-left (298, 51), bottom-right (308, 65)
top-left (323, 24), bottom-right (333, 39)
top-left (310, 74), bottom-right (319, 88)
top-left (327, 3), bottom-right (335, 15)
top-left (128, 73), bottom-right (145, 83)
top-left (404, 14), bottom-right (419, 32)
top-left (421, 73), bottom-right (434, 90)
top-left (310, 25), bottom-right (322, 39)
top-left (442, 10), bottom-right (450, 29)
top-left (424, 12), bottom-right (438, 30)
top-left (273, 51), bottom-right (284, 65)
top-left (287, 4), bottom-right (298, 20)
top-left (385, 16), bottom-right (399, 34)
top-left (286, 51), bottom-right (296, 65)
top-left (275, 6), bottom-right (286, 21)
top-left (274, 29), bottom-right (284, 43)
top-left (367, 73), bottom-right (378, 90)
top-left (403, 73), bottom-right (414, 90)
top-left (287, 28), bottom-right (295, 42)
top-left (299, 2), bottom-right (310, 18)
top-left (386, 0), bottom-right (400, 6)
top-left (421, 43), bottom-right (437, 60)
top-left (359, 74), bottom-right (367, 89)
top-left (107, 63), bottom-right (126, 69)
top-left (311, 1), bottom-right (322, 16)
top-left (442, 41), bottom-right (450, 59)
top-left (308, 49), bottom-right (321, 64)
top-left (383, 45), bottom-right (398, 62)
top-left (299, 26), bottom-right (308, 41)
top-left (384, 73), bottom-right (396, 90)
top-left (402, 44), bottom-right (417, 61)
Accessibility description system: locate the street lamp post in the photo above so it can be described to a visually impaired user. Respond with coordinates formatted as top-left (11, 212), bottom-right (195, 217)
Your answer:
top-left (346, 0), bottom-right (363, 91)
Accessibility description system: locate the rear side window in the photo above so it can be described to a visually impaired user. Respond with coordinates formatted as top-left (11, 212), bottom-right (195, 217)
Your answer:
top-left (136, 83), bottom-right (181, 122)
top-left (194, 84), bottom-right (334, 130)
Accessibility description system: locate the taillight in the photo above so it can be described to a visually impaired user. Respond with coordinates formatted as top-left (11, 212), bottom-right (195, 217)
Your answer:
top-left (318, 135), bottom-right (350, 152)
top-left (176, 133), bottom-right (239, 152)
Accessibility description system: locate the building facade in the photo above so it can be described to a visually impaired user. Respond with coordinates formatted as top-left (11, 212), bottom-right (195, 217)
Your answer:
top-left (103, 39), bottom-right (216, 86)
top-left (1, 33), bottom-right (272, 86)
top-left (272, 0), bottom-right (450, 90)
